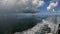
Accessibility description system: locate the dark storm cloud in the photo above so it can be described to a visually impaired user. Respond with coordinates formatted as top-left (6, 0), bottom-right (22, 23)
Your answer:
top-left (0, 0), bottom-right (41, 13)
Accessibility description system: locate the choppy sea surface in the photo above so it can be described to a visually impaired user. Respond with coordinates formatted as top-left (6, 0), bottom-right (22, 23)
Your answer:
top-left (14, 16), bottom-right (60, 34)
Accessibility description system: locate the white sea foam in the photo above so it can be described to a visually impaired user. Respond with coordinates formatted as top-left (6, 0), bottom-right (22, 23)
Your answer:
top-left (15, 16), bottom-right (59, 34)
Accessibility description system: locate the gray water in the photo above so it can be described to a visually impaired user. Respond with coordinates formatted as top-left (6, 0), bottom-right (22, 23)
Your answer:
top-left (14, 16), bottom-right (60, 34)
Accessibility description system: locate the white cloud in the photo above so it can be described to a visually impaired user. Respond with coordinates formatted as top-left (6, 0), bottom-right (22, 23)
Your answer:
top-left (38, 0), bottom-right (44, 6)
top-left (32, 0), bottom-right (44, 7)
top-left (47, 1), bottom-right (58, 11)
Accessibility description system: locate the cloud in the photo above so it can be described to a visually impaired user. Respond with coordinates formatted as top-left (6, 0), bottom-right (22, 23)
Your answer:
top-left (0, 0), bottom-right (44, 13)
top-left (38, 0), bottom-right (44, 6)
top-left (32, 0), bottom-right (44, 7)
top-left (47, 1), bottom-right (58, 11)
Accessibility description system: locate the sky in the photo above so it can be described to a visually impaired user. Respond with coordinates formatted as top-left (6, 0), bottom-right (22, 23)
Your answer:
top-left (0, 0), bottom-right (60, 15)
top-left (37, 0), bottom-right (60, 15)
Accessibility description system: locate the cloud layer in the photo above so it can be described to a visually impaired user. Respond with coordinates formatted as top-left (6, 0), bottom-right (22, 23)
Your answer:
top-left (0, 0), bottom-right (44, 13)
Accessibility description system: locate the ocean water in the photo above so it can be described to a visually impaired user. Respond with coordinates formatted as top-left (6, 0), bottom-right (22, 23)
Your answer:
top-left (14, 16), bottom-right (60, 34)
